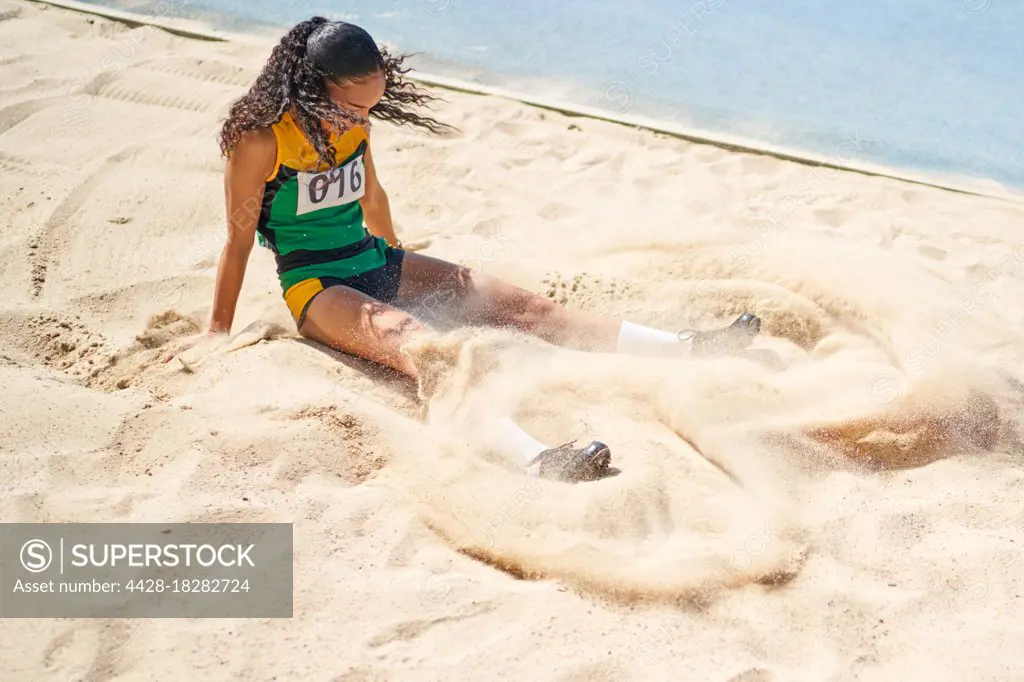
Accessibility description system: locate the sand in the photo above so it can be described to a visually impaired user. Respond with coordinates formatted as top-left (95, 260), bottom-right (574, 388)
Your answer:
top-left (2, 2), bottom-right (1024, 680)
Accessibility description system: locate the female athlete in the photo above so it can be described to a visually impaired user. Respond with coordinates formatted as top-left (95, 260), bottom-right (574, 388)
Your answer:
top-left (202, 17), bottom-right (761, 483)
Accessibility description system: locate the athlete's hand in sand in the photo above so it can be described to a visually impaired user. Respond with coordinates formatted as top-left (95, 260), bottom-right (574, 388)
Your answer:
top-left (161, 330), bottom-right (232, 370)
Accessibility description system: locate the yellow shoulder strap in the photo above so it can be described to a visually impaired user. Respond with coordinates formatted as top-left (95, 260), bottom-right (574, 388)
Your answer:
top-left (266, 111), bottom-right (369, 180)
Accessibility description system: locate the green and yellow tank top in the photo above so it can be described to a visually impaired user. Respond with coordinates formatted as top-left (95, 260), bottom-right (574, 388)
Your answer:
top-left (257, 111), bottom-right (388, 291)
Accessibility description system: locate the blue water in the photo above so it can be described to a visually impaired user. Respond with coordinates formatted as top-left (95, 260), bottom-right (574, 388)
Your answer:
top-left (84, 0), bottom-right (1024, 190)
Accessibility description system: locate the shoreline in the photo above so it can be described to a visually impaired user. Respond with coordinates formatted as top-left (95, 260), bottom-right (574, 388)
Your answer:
top-left (30, 0), bottom-right (1022, 204)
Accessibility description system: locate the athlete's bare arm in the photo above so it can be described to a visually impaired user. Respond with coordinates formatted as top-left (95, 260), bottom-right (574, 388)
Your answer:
top-left (208, 128), bottom-right (276, 334)
top-left (359, 143), bottom-right (400, 247)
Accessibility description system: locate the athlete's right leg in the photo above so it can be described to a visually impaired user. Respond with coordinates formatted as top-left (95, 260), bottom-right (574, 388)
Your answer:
top-left (298, 284), bottom-right (612, 482)
top-left (395, 251), bottom-right (761, 357)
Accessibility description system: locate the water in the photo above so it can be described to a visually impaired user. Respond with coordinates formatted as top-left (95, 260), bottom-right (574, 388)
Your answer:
top-left (82, 0), bottom-right (1024, 190)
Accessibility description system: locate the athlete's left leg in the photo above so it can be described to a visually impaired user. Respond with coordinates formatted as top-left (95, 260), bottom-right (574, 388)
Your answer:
top-left (394, 251), bottom-right (760, 356)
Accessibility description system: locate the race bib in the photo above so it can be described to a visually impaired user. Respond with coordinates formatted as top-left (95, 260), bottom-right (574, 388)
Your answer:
top-left (295, 155), bottom-right (366, 215)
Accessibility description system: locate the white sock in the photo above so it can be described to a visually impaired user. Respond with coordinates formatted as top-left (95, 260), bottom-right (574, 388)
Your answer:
top-left (495, 417), bottom-right (548, 476)
top-left (616, 320), bottom-right (691, 356)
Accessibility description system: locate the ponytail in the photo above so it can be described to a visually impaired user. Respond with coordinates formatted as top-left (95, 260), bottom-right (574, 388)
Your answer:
top-left (220, 17), bottom-right (453, 167)
top-left (219, 16), bottom-right (365, 166)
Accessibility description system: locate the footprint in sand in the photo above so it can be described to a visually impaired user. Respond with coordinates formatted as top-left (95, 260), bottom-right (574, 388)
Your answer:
top-left (738, 154), bottom-right (779, 175)
top-left (813, 207), bottom-right (847, 228)
top-left (727, 669), bottom-right (777, 682)
top-left (901, 188), bottom-right (929, 205)
top-left (492, 119), bottom-right (538, 138)
top-left (471, 216), bottom-right (507, 237)
top-left (917, 244), bottom-right (947, 260)
top-left (0, 98), bottom-right (51, 137)
top-left (693, 145), bottom-right (726, 164)
top-left (537, 202), bottom-right (574, 222)
top-left (706, 155), bottom-right (739, 177)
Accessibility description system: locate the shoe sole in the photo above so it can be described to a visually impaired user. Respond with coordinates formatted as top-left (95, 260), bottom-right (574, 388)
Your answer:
top-left (585, 444), bottom-right (612, 473)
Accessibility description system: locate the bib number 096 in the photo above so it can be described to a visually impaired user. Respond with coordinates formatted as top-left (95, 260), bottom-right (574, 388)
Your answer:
top-left (296, 155), bottom-right (366, 215)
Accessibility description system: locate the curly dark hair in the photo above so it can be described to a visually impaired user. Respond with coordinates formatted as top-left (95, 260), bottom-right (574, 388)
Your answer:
top-left (219, 17), bottom-right (454, 167)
